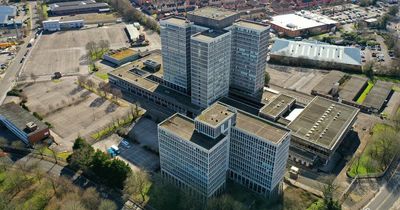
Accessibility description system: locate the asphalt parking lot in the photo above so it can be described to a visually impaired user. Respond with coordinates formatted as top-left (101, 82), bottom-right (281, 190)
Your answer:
top-left (21, 24), bottom-right (129, 77)
top-left (119, 143), bottom-right (160, 172)
top-left (129, 118), bottom-right (159, 151)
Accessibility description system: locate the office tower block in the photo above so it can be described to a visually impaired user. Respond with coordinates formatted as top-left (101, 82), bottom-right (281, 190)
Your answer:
top-left (228, 110), bottom-right (291, 199)
top-left (229, 20), bottom-right (270, 102)
top-left (160, 17), bottom-right (192, 94)
top-left (190, 29), bottom-right (232, 108)
top-left (158, 104), bottom-right (235, 198)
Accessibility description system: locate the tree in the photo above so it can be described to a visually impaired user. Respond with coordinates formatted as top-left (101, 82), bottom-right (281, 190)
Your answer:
top-left (123, 170), bottom-right (150, 204)
top-left (85, 41), bottom-right (98, 57)
top-left (86, 79), bottom-right (95, 90)
top-left (372, 127), bottom-right (399, 169)
top-left (363, 61), bottom-right (374, 79)
top-left (67, 145), bottom-right (94, 171)
top-left (206, 194), bottom-right (246, 210)
top-left (72, 137), bottom-right (90, 150)
top-left (81, 187), bottom-right (101, 210)
top-left (388, 6), bottom-right (399, 16)
top-left (98, 199), bottom-right (117, 210)
top-left (98, 40), bottom-right (110, 52)
top-left (30, 73), bottom-right (39, 82)
top-left (98, 82), bottom-right (111, 98)
top-left (320, 177), bottom-right (341, 210)
top-left (77, 75), bottom-right (88, 86)
top-left (264, 71), bottom-right (270, 86)
top-left (111, 88), bottom-right (122, 102)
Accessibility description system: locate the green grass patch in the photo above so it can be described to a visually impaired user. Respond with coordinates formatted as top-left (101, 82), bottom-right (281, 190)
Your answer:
top-left (91, 116), bottom-right (134, 140)
top-left (307, 199), bottom-right (324, 210)
top-left (393, 86), bottom-right (400, 92)
top-left (356, 80), bottom-right (374, 104)
top-left (51, 79), bottom-right (61, 83)
top-left (95, 72), bottom-right (108, 80)
top-left (348, 123), bottom-right (396, 177)
top-left (41, 4), bottom-right (48, 20)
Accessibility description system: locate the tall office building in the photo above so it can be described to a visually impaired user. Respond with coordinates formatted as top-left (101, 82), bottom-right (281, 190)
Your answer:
top-left (228, 110), bottom-right (291, 199)
top-left (229, 20), bottom-right (270, 102)
top-left (158, 104), bottom-right (235, 198)
top-left (160, 17), bottom-right (192, 94)
top-left (190, 30), bottom-right (232, 108)
top-left (158, 102), bottom-right (290, 199)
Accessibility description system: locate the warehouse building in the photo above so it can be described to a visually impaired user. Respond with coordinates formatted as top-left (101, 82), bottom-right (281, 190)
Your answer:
top-left (270, 39), bottom-right (362, 71)
top-left (287, 97), bottom-right (359, 167)
top-left (125, 24), bottom-right (140, 42)
top-left (362, 81), bottom-right (393, 113)
top-left (268, 11), bottom-right (338, 37)
top-left (102, 48), bottom-right (140, 66)
top-left (0, 103), bottom-right (50, 145)
top-left (42, 19), bottom-right (84, 31)
top-left (48, 0), bottom-right (109, 16)
top-left (0, 6), bottom-right (22, 28)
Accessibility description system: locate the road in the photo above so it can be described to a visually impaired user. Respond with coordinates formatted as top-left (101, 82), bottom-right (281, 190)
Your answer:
top-left (364, 161), bottom-right (400, 210)
top-left (0, 2), bottom-right (38, 105)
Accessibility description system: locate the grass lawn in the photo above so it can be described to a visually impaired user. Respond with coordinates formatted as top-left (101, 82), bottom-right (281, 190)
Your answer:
top-left (348, 123), bottom-right (395, 177)
top-left (356, 80), bottom-right (374, 104)
top-left (40, 147), bottom-right (72, 161)
top-left (95, 72), bottom-right (109, 81)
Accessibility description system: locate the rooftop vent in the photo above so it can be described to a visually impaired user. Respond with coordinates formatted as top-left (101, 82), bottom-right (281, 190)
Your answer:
top-left (26, 122), bottom-right (37, 132)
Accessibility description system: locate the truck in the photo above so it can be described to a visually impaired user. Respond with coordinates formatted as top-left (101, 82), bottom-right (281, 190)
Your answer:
top-left (110, 145), bottom-right (120, 154)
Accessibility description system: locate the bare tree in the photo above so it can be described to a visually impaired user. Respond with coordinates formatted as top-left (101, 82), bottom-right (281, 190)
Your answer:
top-left (111, 88), bottom-right (122, 102)
top-left (98, 82), bottom-right (111, 98)
top-left (30, 73), bottom-right (39, 82)
top-left (123, 170), bottom-right (150, 204)
top-left (98, 199), bottom-right (117, 210)
top-left (86, 79), bottom-right (95, 90)
top-left (98, 40), bottom-right (110, 52)
top-left (77, 75), bottom-right (88, 86)
top-left (81, 187), bottom-right (101, 210)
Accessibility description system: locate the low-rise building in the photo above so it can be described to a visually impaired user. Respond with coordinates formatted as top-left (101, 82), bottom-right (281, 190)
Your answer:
top-left (0, 102), bottom-right (50, 145)
top-left (268, 11), bottom-right (338, 37)
top-left (0, 6), bottom-right (22, 28)
top-left (259, 94), bottom-right (296, 122)
top-left (43, 19), bottom-right (84, 31)
top-left (287, 96), bottom-right (359, 167)
top-left (270, 39), bottom-right (362, 71)
top-left (48, 0), bottom-right (109, 16)
top-left (102, 48), bottom-right (140, 66)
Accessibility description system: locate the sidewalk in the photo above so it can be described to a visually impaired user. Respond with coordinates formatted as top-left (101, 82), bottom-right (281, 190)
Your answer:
top-left (285, 177), bottom-right (323, 197)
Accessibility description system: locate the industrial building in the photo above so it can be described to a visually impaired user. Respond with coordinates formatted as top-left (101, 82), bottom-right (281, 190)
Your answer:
top-left (268, 11), bottom-right (338, 37)
top-left (287, 96), bottom-right (359, 167)
top-left (125, 24), bottom-right (140, 42)
top-left (102, 48), bottom-right (140, 66)
top-left (229, 20), bottom-right (270, 102)
top-left (362, 81), bottom-right (393, 113)
top-left (0, 6), bottom-right (22, 28)
top-left (259, 94), bottom-right (296, 122)
top-left (0, 102), bottom-right (50, 145)
top-left (48, 0), bottom-right (110, 16)
top-left (270, 39), bottom-right (362, 71)
top-left (42, 19), bottom-right (84, 31)
top-left (158, 102), bottom-right (291, 199)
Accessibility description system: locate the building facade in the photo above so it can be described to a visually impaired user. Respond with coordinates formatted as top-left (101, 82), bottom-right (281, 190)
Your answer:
top-left (158, 112), bottom-right (231, 198)
top-left (229, 20), bottom-right (270, 102)
top-left (160, 17), bottom-right (193, 94)
top-left (158, 102), bottom-right (291, 199)
top-left (190, 30), bottom-right (232, 108)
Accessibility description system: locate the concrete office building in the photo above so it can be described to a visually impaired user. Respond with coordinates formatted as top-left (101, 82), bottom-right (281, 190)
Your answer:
top-left (158, 102), bottom-right (291, 199)
top-left (158, 104), bottom-right (235, 198)
top-left (191, 29), bottom-right (232, 108)
top-left (229, 110), bottom-right (291, 199)
top-left (229, 20), bottom-right (270, 101)
top-left (160, 17), bottom-right (193, 94)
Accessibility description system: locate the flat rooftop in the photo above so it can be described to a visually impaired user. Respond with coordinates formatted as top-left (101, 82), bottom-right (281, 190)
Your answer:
top-left (339, 76), bottom-right (368, 101)
top-left (270, 11), bottom-right (337, 31)
top-left (109, 52), bottom-right (196, 109)
top-left (363, 81), bottom-right (393, 110)
top-left (288, 96), bottom-right (359, 150)
top-left (191, 30), bottom-right (229, 43)
top-left (312, 71), bottom-right (345, 95)
top-left (159, 114), bottom-right (225, 150)
top-left (160, 16), bottom-right (191, 27)
top-left (260, 94), bottom-right (295, 118)
top-left (196, 103), bottom-right (235, 127)
top-left (0, 102), bottom-right (48, 137)
top-left (188, 7), bottom-right (238, 21)
top-left (235, 110), bottom-right (290, 144)
top-left (0, 6), bottom-right (16, 24)
top-left (49, 0), bottom-right (109, 12)
top-left (233, 20), bottom-right (270, 31)
top-left (108, 49), bottom-right (138, 60)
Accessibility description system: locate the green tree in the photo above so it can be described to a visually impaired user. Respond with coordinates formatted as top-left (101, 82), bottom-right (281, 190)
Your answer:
top-left (264, 71), bottom-right (270, 86)
top-left (363, 62), bottom-right (374, 80)
top-left (206, 194), bottom-right (246, 210)
top-left (72, 137), bottom-right (90, 150)
top-left (321, 178), bottom-right (341, 210)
